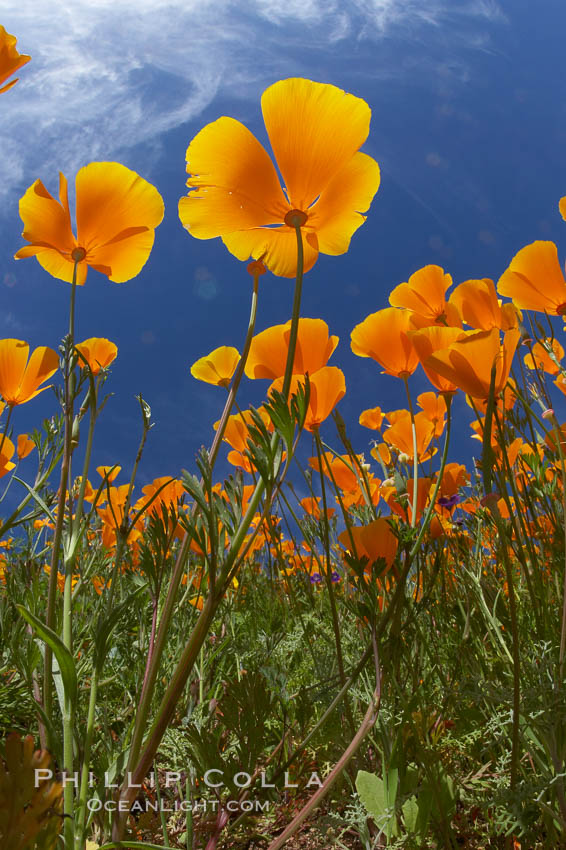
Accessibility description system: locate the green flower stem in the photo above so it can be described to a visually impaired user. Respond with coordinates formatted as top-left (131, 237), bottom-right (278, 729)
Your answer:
top-left (117, 269), bottom-right (261, 810)
top-left (113, 232), bottom-right (303, 839)
top-left (403, 376), bottom-right (419, 528)
top-left (0, 403), bottom-right (13, 460)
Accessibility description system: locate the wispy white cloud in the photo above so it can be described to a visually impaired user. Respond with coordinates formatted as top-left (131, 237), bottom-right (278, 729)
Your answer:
top-left (0, 0), bottom-right (506, 212)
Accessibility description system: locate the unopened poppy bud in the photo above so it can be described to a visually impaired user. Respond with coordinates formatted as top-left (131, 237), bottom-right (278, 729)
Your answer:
top-left (382, 477), bottom-right (395, 488)
top-left (398, 452), bottom-right (411, 464)
top-left (542, 408), bottom-right (555, 419)
top-left (71, 415), bottom-right (80, 448)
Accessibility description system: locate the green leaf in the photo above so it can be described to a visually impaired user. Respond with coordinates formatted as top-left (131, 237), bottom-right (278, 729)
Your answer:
top-left (94, 585), bottom-right (147, 667)
top-left (402, 796), bottom-right (419, 833)
top-left (16, 605), bottom-right (77, 706)
top-left (355, 770), bottom-right (387, 823)
top-left (13, 477), bottom-right (56, 523)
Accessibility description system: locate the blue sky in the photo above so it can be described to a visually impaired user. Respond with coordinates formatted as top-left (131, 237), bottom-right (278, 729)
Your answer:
top-left (1, 0), bottom-right (566, 496)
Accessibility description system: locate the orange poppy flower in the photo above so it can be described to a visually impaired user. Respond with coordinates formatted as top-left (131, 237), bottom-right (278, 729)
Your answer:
top-left (359, 406), bottom-right (383, 430)
top-left (383, 410), bottom-right (436, 462)
top-left (409, 325), bottom-right (466, 393)
top-left (245, 318), bottom-right (338, 380)
top-left (214, 408), bottom-right (273, 472)
top-left (0, 339), bottom-right (58, 406)
top-left (178, 78), bottom-right (380, 278)
top-left (16, 434), bottom-right (35, 460)
top-left (269, 366), bottom-right (346, 432)
top-left (0, 26), bottom-right (30, 94)
top-left (497, 241), bottom-right (566, 315)
top-left (0, 436), bottom-right (16, 478)
top-left (449, 278), bottom-right (518, 330)
top-left (75, 337), bottom-right (118, 375)
top-left (96, 465), bottom-right (121, 484)
top-left (308, 452), bottom-right (362, 493)
top-left (383, 477), bottom-right (431, 525)
top-left (338, 517), bottom-right (398, 570)
top-left (351, 307), bottom-right (419, 379)
top-left (389, 264), bottom-right (461, 328)
top-left (421, 328), bottom-right (519, 401)
top-left (523, 339), bottom-right (564, 375)
top-left (15, 162), bottom-right (164, 285)
top-left (190, 346), bottom-right (240, 388)
top-left (560, 197), bottom-right (566, 222)
top-left (417, 392), bottom-right (447, 438)
top-left (300, 497), bottom-right (335, 520)
top-left (438, 462), bottom-right (469, 498)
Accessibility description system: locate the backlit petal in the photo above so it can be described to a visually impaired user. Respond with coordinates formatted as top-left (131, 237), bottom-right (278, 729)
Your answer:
top-left (0, 339), bottom-right (29, 403)
top-left (351, 307), bottom-right (419, 378)
top-left (76, 161), bottom-right (164, 261)
top-left (246, 318), bottom-right (338, 380)
top-left (16, 176), bottom-right (76, 256)
top-left (262, 78), bottom-right (371, 210)
top-left (222, 226), bottom-right (319, 278)
top-left (17, 346), bottom-right (59, 404)
top-left (191, 346), bottom-right (240, 386)
top-left (307, 152), bottom-right (380, 255)
top-left (560, 196), bottom-right (566, 221)
top-left (497, 241), bottom-right (566, 314)
top-left (179, 117), bottom-right (289, 238)
top-left (35, 249), bottom-right (88, 286)
top-left (0, 26), bottom-right (30, 92)
top-left (85, 229), bottom-right (156, 283)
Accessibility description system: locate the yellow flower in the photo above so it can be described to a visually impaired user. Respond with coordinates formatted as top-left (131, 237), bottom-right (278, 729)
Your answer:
top-left (15, 162), bottom-right (164, 285)
top-left (0, 26), bottom-right (30, 94)
top-left (179, 78), bottom-right (380, 277)
top-left (75, 338), bottom-right (118, 375)
top-left (190, 346), bottom-right (240, 387)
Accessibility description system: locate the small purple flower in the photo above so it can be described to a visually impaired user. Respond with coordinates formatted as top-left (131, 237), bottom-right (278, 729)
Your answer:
top-left (331, 571), bottom-right (341, 583)
top-left (438, 494), bottom-right (460, 509)
top-left (310, 572), bottom-right (322, 584)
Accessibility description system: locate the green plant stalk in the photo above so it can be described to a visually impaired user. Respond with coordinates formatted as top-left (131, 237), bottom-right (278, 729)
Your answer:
top-left (0, 403), bottom-right (13, 459)
top-left (113, 226), bottom-right (304, 839)
top-left (403, 376), bottom-right (419, 528)
top-left (43, 262), bottom-right (79, 734)
top-left (313, 427), bottom-right (355, 735)
top-left (119, 269), bottom-right (261, 789)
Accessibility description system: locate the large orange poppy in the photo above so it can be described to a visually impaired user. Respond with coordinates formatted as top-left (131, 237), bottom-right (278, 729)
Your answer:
top-left (246, 318), bottom-right (338, 380)
top-left (497, 241), bottom-right (566, 315)
top-left (178, 78), bottom-right (380, 277)
top-left (15, 162), bottom-right (164, 285)
top-left (351, 307), bottom-right (419, 379)
top-left (0, 26), bottom-right (30, 94)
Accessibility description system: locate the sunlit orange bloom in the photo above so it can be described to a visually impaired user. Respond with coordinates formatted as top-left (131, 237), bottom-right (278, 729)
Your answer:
top-left (300, 496), bottom-right (335, 520)
top-left (92, 576), bottom-right (112, 595)
top-left (0, 26), bottom-right (30, 95)
top-left (409, 326), bottom-right (466, 393)
top-left (389, 265), bottom-right (461, 328)
top-left (178, 78), bottom-right (380, 278)
top-left (246, 318), bottom-right (338, 380)
top-left (74, 476), bottom-right (95, 502)
top-left (421, 328), bottom-right (519, 400)
top-left (371, 443), bottom-right (391, 466)
top-left (97, 465), bottom-right (121, 483)
top-left (417, 392), bottom-right (447, 438)
top-left (449, 278), bottom-right (518, 330)
top-left (16, 434), bottom-right (35, 460)
top-left (309, 452), bottom-right (361, 492)
top-left (555, 373), bottom-right (566, 398)
top-left (136, 477), bottom-right (185, 533)
top-left (214, 408), bottom-right (273, 472)
top-left (75, 338), bottom-right (118, 375)
top-left (523, 339), bottom-right (564, 375)
top-left (359, 406), bottom-right (383, 430)
top-left (497, 241), bottom-right (566, 315)
top-left (43, 565), bottom-right (78, 593)
top-left (341, 472), bottom-right (382, 509)
top-left (190, 345), bottom-right (240, 388)
top-left (269, 366), bottom-right (346, 431)
top-left (0, 339), bottom-right (58, 406)
top-left (439, 463), bottom-right (469, 498)
top-left (0, 436), bottom-right (16, 478)
top-left (383, 477), bottom-right (431, 525)
top-left (338, 517), bottom-right (398, 570)
top-left (351, 307), bottom-right (419, 379)
top-left (560, 197), bottom-right (566, 221)
top-left (15, 162), bottom-right (164, 285)
top-left (383, 410), bottom-right (436, 462)
top-left (465, 376), bottom-right (517, 415)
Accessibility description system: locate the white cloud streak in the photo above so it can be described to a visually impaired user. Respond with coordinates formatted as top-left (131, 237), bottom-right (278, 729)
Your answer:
top-left (0, 0), bottom-right (506, 210)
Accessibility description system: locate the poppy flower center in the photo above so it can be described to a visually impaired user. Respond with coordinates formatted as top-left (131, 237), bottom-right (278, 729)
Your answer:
top-left (284, 209), bottom-right (308, 228)
top-left (557, 303), bottom-right (566, 316)
top-left (71, 247), bottom-right (87, 262)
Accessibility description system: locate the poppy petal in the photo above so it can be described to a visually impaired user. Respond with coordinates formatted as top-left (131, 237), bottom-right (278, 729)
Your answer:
top-left (16, 177), bottom-right (76, 257)
top-left (35, 249), bottom-right (88, 286)
top-left (560, 196), bottom-right (566, 221)
top-left (222, 226), bottom-right (319, 278)
top-left (307, 152), bottom-right (380, 255)
top-left (179, 117), bottom-right (289, 239)
top-left (0, 339), bottom-right (29, 403)
top-left (17, 346), bottom-right (59, 404)
top-left (262, 78), bottom-right (371, 210)
top-left (497, 241), bottom-right (566, 314)
top-left (76, 161), bottom-right (164, 257)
